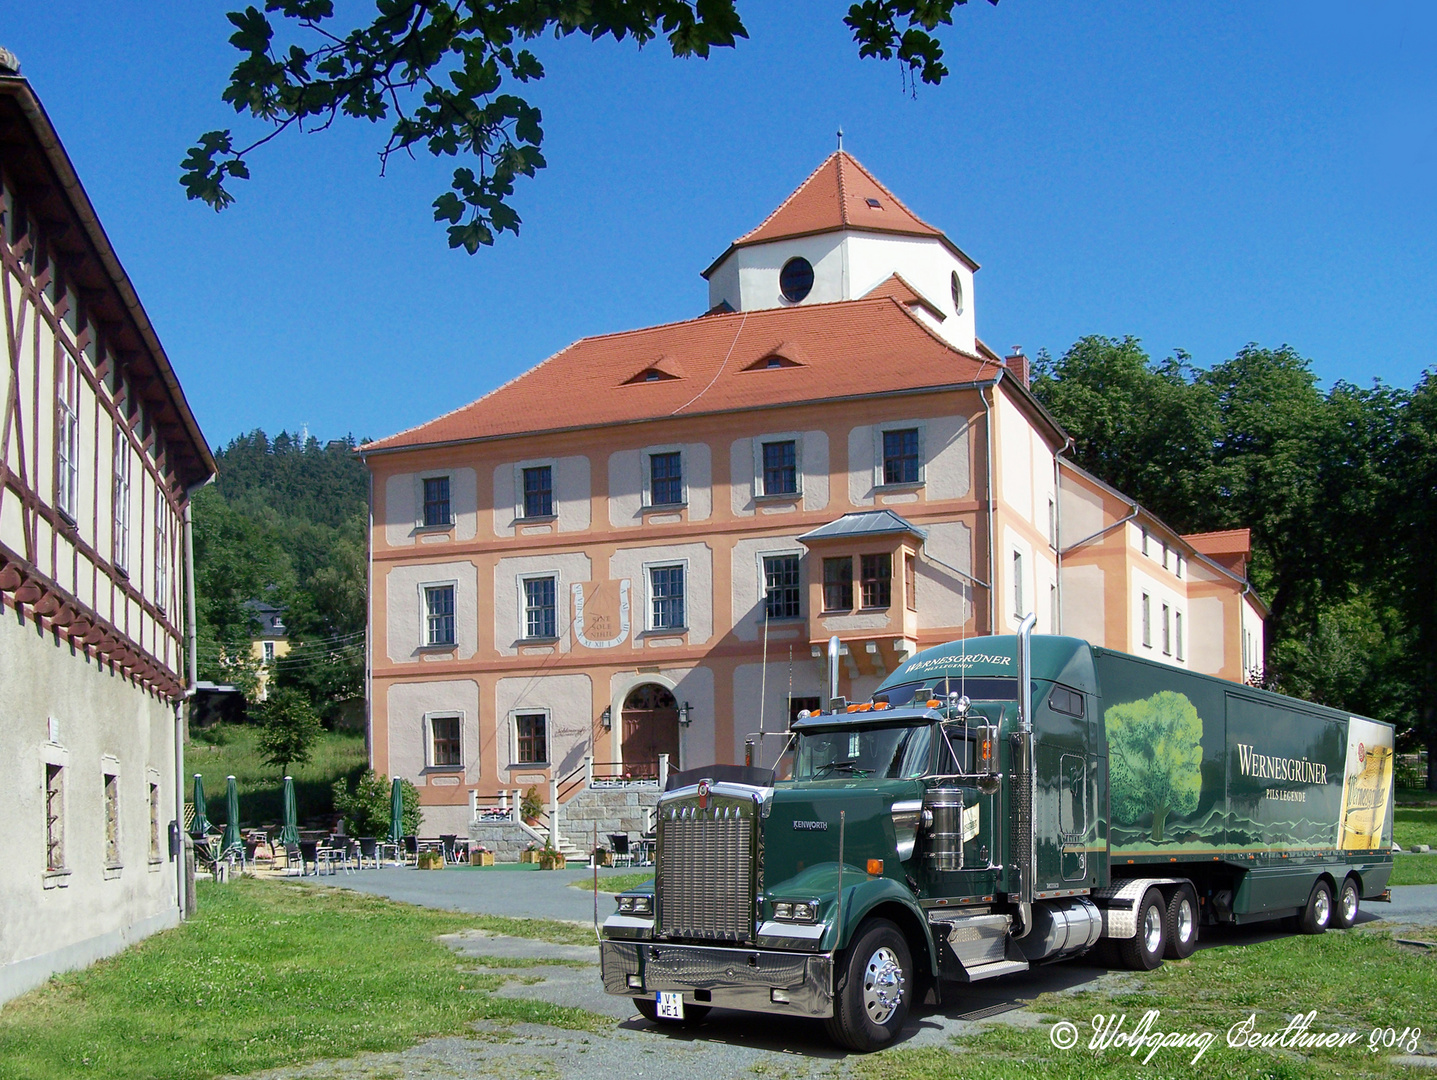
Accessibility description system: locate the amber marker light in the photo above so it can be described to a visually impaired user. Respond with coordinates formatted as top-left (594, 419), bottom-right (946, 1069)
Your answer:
top-left (867, 859), bottom-right (884, 876)
top-left (926, 699), bottom-right (942, 708)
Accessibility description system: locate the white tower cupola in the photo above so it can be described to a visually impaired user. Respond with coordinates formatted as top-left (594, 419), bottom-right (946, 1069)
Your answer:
top-left (702, 152), bottom-right (980, 354)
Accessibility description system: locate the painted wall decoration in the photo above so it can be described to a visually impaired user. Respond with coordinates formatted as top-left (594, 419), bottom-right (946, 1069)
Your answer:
top-left (1340, 717), bottom-right (1395, 850)
top-left (573, 580), bottom-right (630, 648)
top-left (1106, 691), bottom-right (1204, 843)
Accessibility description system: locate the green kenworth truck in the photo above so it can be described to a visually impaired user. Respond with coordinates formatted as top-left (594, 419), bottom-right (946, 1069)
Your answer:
top-left (599, 619), bottom-right (1396, 1051)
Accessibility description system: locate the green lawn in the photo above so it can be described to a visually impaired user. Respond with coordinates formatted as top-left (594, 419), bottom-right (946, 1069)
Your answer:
top-left (0, 878), bottom-right (603, 1080)
top-left (569, 871), bottom-right (654, 894)
top-left (1390, 854), bottom-right (1437, 886)
top-left (1393, 806), bottom-right (1437, 850)
top-left (187, 722), bottom-right (367, 828)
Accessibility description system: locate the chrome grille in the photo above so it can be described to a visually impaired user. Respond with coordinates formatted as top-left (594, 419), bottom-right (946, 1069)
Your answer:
top-left (658, 801), bottom-right (755, 942)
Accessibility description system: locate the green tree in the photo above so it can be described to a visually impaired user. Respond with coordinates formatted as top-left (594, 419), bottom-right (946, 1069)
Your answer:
top-left (183, 1), bottom-right (998, 251)
top-left (1105, 691), bottom-right (1204, 843)
top-left (332, 770), bottom-right (422, 837)
top-left (1393, 370), bottom-right (1437, 788)
top-left (256, 686), bottom-right (324, 775)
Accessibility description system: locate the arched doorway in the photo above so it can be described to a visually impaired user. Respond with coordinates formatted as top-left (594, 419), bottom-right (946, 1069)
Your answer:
top-left (621, 684), bottom-right (679, 779)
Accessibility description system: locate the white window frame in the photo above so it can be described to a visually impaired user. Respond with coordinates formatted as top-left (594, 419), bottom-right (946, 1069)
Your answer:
top-left (1175, 610), bottom-right (1185, 662)
top-left (1141, 592), bottom-right (1152, 649)
top-left (147, 768), bottom-right (163, 866)
top-left (645, 559), bottom-right (688, 632)
top-left (874, 421), bottom-right (926, 489)
top-left (418, 579), bottom-right (459, 648)
top-left (514, 458), bottom-right (558, 520)
top-left (112, 427), bottom-right (131, 573)
top-left (417, 471), bottom-right (455, 530)
top-left (1162, 602), bottom-right (1171, 655)
top-left (753, 433), bottom-right (803, 499)
top-left (154, 503), bottom-right (169, 609)
top-left (1013, 550), bottom-right (1025, 619)
top-left (1140, 526), bottom-right (1149, 557)
top-left (423, 710), bottom-right (465, 771)
top-left (101, 760), bottom-right (122, 871)
top-left (509, 708), bottom-right (551, 767)
top-left (518, 572), bottom-right (560, 641)
top-left (642, 444), bottom-right (687, 508)
top-left (56, 351), bottom-right (80, 521)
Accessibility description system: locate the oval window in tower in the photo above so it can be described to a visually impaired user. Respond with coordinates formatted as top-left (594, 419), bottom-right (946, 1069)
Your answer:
top-left (951, 270), bottom-right (965, 316)
top-left (779, 257), bottom-right (814, 303)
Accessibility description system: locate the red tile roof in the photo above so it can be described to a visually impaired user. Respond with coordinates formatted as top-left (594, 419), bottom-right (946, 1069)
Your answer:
top-left (364, 298), bottom-right (996, 452)
top-left (702, 152), bottom-right (978, 277)
top-left (1182, 529), bottom-right (1251, 558)
top-left (863, 272), bottom-right (945, 321)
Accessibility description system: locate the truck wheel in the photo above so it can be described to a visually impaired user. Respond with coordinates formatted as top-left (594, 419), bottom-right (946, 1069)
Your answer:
top-left (1333, 877), bottom-right (1360, 930)
top-left (1164, 886), bottom-right (1198, 960)
top-left (1119, 888), bottom-right (1167, 970)
top-left (1298, 879), bottom-right (1333, 935)
top-left (632, 997), bottom-right (711, 1025)
top-left (824, 919), bottom-right (911, 1052)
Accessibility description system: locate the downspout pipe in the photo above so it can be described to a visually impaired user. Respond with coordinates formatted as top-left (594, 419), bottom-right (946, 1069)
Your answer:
top-left (1013, 611), bottom-right (1037, 937)
top-left (980, 382), bottom-right (997, 634)
top-left (1052, 437), bottom-right (1074, 633)
top-left (177, 476), bottom-right (212, 919)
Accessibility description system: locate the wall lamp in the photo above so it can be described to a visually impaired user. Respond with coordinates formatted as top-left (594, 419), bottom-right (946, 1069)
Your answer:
top-left (678, 701), bottom-right (692, 727)
top-left (600, 706), bottom-right (612, 731)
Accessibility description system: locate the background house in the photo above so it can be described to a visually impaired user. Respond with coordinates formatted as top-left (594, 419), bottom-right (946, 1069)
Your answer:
top-left (0, 53), bottom-right (214, 1004)
top-left (361, 152), bottom-right (1264, 834)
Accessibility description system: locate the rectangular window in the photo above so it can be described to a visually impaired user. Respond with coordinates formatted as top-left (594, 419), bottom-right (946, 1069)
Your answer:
top-left (1142, 592), bottom-right (1152, 648)
top-left (882, 428), bottom-right (919, 485)
top-left (524, 576), bottom-right (557, 639)
top-left (823, 557), bottom-right (853, 612)
top-left (103, 773), bottom-right (120, 867)
top-left (1176, 554), bottom-right (1184, 580)
top-left (1141, 527), bottom-right (1149, 557)
top-left (1175, 611), bottom-right (1185, 661)
top-left (761, 440), bottom-right (797, 496)
top-left (425, 585), bottom-right (455, 646)
top-left (763, 555), bottom-right (802, 619)
top-left (515, 713), bottom-right (548, 764)
top-left (262, 640), bottom-right (276, 664)
top-left (154, 507), bottom-right (168, 607)
top-left (1162, 603), bottom-right (1171, 654)
top-left (649, 451), bottom-right (683, 506)
top-left (649, 564), bottom-right (686, 630)
top-left (57, 352), bottom-right (80, 520)
top-left (1048, 499), bottom-right (1056, 547)
top-left (1051, 583), bottom-right (1058, 632)
top-left (45, 764), bottom-right (64, 871)
top-left (905, 553), bottom-right (918, 611)
top-left (112, 429), bottom-right (130, 572)
top-left (1013, 551), bottom-right (1024, 617)
top-left (423, 475), bottom-right (452, 527)
top-left (522, 465), bottom-right (553, 518)
top-left (430, 715), bottom-right (461, 767)
top-left (149, 782), bottom-right (161, 862)
top-left (860, 553), bottom-right (892, 609)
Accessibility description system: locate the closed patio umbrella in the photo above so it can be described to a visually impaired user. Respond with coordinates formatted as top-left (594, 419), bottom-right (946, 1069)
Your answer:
top-left (220, 774), bottom-right (244, 857)
top-left (389, 777), bottom-right (404, 844)
top-left (191, 773), bottom-right (212, 836)
top-left (278, 775), bottom-right (300, 846)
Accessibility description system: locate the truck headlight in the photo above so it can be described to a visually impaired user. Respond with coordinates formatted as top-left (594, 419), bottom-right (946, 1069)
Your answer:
top-left (772, 900), bottom-right (817, 922)
top-left (616, 895), bottom-right (652, 915)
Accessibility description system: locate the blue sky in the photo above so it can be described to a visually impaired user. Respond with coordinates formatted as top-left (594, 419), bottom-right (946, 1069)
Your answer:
top-left (6, 2), bottom-right (1435, 448)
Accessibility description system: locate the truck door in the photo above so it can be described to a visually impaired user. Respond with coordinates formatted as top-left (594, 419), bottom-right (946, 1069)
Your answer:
top-left (1059, 753), bottom-right (1088, 880)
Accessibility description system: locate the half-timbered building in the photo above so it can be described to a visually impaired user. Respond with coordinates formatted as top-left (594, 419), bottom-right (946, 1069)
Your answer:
top-left (0, 53), bottom-right (215, 1004)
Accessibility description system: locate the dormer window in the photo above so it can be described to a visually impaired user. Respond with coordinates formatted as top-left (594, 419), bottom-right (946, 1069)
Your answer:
top-left (865, 197), bottom-right (882, 209)
top-left (767, 357), bottom-right (783, 369)
top-left (645, 371), bottom-right (660, 381)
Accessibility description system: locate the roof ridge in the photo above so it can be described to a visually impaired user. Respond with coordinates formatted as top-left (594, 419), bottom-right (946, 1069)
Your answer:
top-left (734, 152), bottom-right (839, 245)
top-left (836, 151), bottom-right (851, 228)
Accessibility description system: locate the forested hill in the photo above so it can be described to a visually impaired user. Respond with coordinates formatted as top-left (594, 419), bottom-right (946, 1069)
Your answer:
top-left (192, 431), bottom-right (369, 715)
top-left (1031, 337), bottom-right (1435, 784)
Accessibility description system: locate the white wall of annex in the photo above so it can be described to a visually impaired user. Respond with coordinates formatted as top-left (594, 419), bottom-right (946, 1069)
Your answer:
top-left (1130, 566), bottom-right (1188, 669)
top-left (844, 232), bottom-right (976, 353)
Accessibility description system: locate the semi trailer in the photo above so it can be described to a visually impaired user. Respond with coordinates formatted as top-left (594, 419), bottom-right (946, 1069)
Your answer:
top-left (599, 619), bottom-right (1396, 1051)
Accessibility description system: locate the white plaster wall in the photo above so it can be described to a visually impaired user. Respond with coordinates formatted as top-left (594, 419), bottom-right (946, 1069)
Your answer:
top-left (492, 455), bottom-right (590, 536)
top-left (802, 431), bottom-right (829, 511)
top-left (556, 456), bottom-right (591, 532)
top-left (1001, 525), bottom-right (1054, 632)
top-left (1131, 567), bottom-right (1189, 670)
top-left (1061, 563), bottom-right (1106, 646)
top-left (1242, 597), bottom-right (1265, 679)
top-left (730, 438), bottom-right (755, 517)
top-left (492, 552), bottom-right (591, 656)
top-left (848, 424), bottom-right (875, 507)
top-left (606, 667), bottom-right (716, 772)
top-left (386, 679), bottom-right (482, 783)
top-left (844, 232), bottom-right (977, 354)
top-left (492, 463), bottom-right (514, 537)
top-left (712, 233), bottom-right (846, 312)
top-left (1189, 595), bottom-right (1226, 675)
top-left (998, 391), bottom-right (1032, 524)
top-left (730, 536), bottom-right (806, 642)
top-left (687, 443), bottom-right (713, 521)
top-left (1058, 476), bottom-right (1107, 549)
top-left (925, 414), bottom-right (972, 501)
top-left (917, 520), bottom-right (973, 629)
top-left (495, 673), bottom-right (593, 777)
top-left (732, 662), bottom-right (823, 769)
top-left (385, 560), bottom-right (478, 662)
top-left (609, 542), bottom-right (714, 645)
top-left (0, 613), bottom-right (179, 1003)
top-left (610, 443), bottom-right (712, 527)
top-left (384, 468), bottom-right (478, 546)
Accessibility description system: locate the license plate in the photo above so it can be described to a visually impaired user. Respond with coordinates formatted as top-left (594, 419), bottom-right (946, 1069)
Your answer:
top-left (655, 991), bottom-right (684, 1019)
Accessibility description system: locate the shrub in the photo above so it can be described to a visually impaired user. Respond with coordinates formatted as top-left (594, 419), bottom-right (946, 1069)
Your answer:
top-left (332, 769), bottom-right (421, 837)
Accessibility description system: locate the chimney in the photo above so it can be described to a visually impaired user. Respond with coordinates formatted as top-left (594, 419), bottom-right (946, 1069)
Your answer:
top-left (1005, 345), bottom-right (1029, 387)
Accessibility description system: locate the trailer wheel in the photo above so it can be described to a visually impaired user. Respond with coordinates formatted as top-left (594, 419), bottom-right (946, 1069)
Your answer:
top-left (824, 919), bottom-right (912, 1052)
top-left (1298, 879), bottom-right (1333, 935)
top-left (1332, 877), bottom-right (1360, 930)
top-left (1119, 888), bottom-right (1167, 970)
top-left (632, 998), bottom-right (711, 1026)
top-left (1164, 886), bottom-right (1199, 960)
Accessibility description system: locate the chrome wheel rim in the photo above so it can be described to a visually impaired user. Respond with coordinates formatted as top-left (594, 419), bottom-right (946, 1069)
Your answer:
top-left (1143, 904), bottom-right (1164, 954)
top-left (1314, 888), bottom-right (1331, 926)
top-left (862, 946), bottom-right (905, 1026)
top-left (1177, 899), bottom-right (1195, 944)
top-left (1342, 884), bottom-right (1359, 923)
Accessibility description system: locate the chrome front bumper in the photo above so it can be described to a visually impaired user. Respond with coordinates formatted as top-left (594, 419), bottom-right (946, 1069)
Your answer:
top-left (600, 940), bottom-right (834, 1019)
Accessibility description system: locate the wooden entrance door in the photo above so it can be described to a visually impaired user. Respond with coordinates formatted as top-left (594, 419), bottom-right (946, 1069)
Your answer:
top-left (621, 684), bottom-right (679, 778)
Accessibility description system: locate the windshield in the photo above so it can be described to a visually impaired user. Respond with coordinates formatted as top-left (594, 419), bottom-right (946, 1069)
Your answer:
top-left (792, 724), bottom-right (934, 780)
top-left (876, 677), bottom-right (1017, 707)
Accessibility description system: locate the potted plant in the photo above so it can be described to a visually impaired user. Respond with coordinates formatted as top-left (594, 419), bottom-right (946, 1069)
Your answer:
top-left (470, 844), bottom-right (494, 867)
top-left (520, 786), bottom-right (543, 826)
top-left (537, 842), bottom-right (566, 871)
top-left (519, 842), bottom-right (540, 865)
top-left (416, 848), bottom-right (444, 870)
top-left (592, 846), bottom-right (613, 868)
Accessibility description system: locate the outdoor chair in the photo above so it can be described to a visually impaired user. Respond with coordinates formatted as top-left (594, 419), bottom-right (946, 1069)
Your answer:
top-left (609, 833), bottom-right (632, 868)
top-left (402, 835), bottom-right (419, 866)
top-left (298, 839), bottom-right (320, 876)
top-left (440, 834), bottom-right (460, 864)
top-left (357, 837), bottom-right (379, 870)
top-left (282, 843), bottom-right (303, 876)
